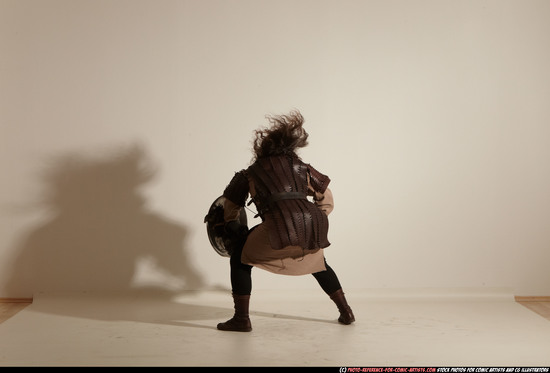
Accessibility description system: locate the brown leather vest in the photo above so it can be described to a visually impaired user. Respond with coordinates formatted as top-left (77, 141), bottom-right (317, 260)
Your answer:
top-left (225, 154), bottom-right (330, 251)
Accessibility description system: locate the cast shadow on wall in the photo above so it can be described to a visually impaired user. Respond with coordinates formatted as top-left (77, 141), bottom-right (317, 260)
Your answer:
top-left (6, 144), bottom-right (206, 297)
top-left (6, 144), bottom-right (337, 329)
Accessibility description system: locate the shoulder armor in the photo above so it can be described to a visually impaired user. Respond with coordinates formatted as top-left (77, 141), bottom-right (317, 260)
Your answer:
top-left (223, 170), bottom-right (249, 206)
top-left (307, 164), bottom-right (330, 194)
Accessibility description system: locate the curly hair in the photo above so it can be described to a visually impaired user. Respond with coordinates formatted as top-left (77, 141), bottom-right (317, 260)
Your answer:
top-left (252, 110), bottom-right (309, 159)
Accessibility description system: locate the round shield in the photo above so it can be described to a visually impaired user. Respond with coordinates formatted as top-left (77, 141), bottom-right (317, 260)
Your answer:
top-left (204, 195), bottom-right (248, 257)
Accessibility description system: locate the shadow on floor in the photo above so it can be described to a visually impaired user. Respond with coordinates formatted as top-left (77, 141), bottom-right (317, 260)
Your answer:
top-left (26, 288), bottom-right (336, 331)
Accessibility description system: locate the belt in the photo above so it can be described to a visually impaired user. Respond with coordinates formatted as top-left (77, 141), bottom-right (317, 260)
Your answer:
top-left (266, 192), bottom-right (308, 205)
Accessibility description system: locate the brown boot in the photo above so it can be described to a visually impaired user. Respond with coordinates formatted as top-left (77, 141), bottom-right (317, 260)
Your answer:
top-left (329, 288), bottom-right (355, 325)
top-left (217, 294), bottom-right (252, 332)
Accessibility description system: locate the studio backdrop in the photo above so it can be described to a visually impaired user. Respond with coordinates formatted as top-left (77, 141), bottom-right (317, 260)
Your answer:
top-left (1, 0), bottom-right (549, 298)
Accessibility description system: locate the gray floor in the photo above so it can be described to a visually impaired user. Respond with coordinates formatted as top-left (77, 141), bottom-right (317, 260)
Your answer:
top-left (1, 289), bottom-right (550, 367)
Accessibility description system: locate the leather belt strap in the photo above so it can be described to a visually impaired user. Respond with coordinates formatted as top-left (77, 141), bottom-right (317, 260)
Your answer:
top-left (266, 192), bottom-right (307, 205)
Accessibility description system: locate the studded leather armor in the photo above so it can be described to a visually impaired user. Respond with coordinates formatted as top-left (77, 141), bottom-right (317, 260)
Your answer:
top-left (223, 154), bottom-right (330, 251)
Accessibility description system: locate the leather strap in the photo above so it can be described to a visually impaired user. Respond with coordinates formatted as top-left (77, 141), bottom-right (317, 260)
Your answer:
top-left (266, 191), bottom-right (307, 205)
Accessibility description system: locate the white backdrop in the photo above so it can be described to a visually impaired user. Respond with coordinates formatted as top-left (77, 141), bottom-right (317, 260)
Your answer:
top-left (1, 0), bottom-right (549, 298)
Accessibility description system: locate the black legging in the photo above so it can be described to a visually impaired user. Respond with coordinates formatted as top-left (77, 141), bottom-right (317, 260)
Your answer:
top-left (230, 241), bottom-right (342, 296)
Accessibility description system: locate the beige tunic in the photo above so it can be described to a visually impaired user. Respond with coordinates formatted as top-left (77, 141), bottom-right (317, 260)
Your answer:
top-left (224, 177), bottom-right (334, 276)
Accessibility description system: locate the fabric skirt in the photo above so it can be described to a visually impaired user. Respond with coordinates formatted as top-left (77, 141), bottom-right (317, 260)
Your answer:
top-left (241, 223), bottom-right (326, 275)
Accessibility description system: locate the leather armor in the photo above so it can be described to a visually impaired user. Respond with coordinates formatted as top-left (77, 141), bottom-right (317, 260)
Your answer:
top-left (223, 154), bottom-right (331, 251)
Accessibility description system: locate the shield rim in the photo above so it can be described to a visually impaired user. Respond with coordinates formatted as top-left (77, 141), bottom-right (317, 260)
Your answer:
top-left (204, 195), bottom-right (248, 257)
